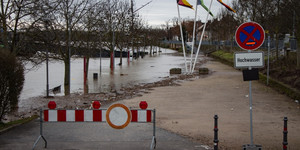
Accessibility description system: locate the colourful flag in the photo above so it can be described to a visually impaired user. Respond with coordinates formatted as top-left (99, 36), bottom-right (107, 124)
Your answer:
top-left (217, 0), bottom-right (236, 13)
top-left (177, 0), bottom-right (194, 9)
top-left (197, 0), bottom-right (213, 17)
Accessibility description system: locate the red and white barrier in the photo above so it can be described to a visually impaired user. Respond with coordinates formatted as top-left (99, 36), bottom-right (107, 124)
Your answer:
top-left (43, 110), bottom-right (107, 122)
top-left (43, 109), bottom-right (152, 123)
top-left (131, 110), bottom-right (152, 122)
top-left (33, 101), bottom-right (156, 150)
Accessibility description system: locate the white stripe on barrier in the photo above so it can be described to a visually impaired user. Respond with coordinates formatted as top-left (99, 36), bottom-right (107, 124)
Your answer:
top-left (138, 110), bottom-right (147, 122)
top-left (49, 110), bottom-right (57, 122)
top-left (84, 110), bottom-right (93, 121)
top-left (67, 110), bottom-right (75, 121)
top-left (102, 110), bottom-right (106, 122)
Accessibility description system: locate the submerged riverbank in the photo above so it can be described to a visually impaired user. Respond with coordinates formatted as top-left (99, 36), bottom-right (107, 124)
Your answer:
top-left (4, 49), bottom-right (208, 122)
top-left (20, 48), bottom-right (184, 100)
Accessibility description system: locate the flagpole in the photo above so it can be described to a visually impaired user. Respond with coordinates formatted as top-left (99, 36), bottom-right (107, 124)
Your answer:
top-left (189, 1), bottom-right (198, 73)
top-left (176, 1), bottom-right (188, 73)
top-left (191, 0), bottom-right (213, 73)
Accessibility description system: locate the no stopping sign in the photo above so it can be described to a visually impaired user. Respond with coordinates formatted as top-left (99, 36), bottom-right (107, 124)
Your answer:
top-left (235, 22), bottom-right (265, 51)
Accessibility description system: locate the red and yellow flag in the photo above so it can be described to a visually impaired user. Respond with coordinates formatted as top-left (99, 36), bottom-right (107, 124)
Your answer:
top-left (217, 0), bottom-right (236, 13)
top-left (177, 0), bottom-right (194, 9)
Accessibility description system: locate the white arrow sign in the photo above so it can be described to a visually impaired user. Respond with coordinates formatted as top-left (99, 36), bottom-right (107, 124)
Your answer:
top-left (234, 52), bottom-right (264, 68)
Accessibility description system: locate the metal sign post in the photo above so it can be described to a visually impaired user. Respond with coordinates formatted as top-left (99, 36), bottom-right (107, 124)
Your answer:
top-left (235, 22), bottom-right (265, 150)
top-left (248, 62), bottom-right (254, 146)
top-left (267, 36), bottom-right (270, 85)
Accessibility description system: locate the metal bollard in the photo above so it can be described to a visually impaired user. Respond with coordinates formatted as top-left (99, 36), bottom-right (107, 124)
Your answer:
top-left (283, 117), bottom-right (288, 150)
top-left (214, 115), bottom-right (219, 150)
top-left (93, 73), bottom-right (98, 80)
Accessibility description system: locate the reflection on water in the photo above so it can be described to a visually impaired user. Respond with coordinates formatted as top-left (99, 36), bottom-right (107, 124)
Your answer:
top-left (20, 48), bottom-right (186, 100)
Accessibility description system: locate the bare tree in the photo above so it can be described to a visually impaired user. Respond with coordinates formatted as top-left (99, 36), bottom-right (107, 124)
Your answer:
top-left (78, 0), bottom-right (103, 91)
top-left (0, 0), bottom-right (40, 54)
top-left (32, 0), bottom-right (89, 95)
top-left (113, 0), bottom-right (131, 65)
top-left (234, 0), bottom-right (285, 59)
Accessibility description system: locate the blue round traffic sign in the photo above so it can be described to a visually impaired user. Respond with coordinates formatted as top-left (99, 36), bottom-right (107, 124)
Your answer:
top-left (235, 22), bottom-right (265, 51)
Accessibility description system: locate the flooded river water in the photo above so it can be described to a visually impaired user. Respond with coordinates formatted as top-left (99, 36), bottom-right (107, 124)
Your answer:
top-left (20, 48), bottom-right (186, 101)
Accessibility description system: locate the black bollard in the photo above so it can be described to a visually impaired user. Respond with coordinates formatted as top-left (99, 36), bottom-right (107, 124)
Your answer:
top-left (93, 73), bottom-right (98, 80)
top-left (283, 117), bottom-right (288, 150)
top-left (214, 115), bottom-right (219, 150)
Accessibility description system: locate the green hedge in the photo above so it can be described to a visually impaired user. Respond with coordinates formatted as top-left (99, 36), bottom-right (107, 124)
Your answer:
top-left (209, 50), bottom-right (234, 66)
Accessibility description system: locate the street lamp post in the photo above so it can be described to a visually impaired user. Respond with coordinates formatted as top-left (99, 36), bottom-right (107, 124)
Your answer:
top-left (68, 18), bottom-right (72, 95)
top-left (46, 41), bottom-right (49, 97)
top-left (43, 18), bottom-right (50, 98)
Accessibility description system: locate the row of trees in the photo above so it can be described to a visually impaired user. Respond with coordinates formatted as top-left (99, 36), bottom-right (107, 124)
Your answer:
top-left (210, 0), bottom-right (299, 61)
top-left (165, 0), bottom-right (299, 45)
top-left (1, 0), bottom-right (166, 96)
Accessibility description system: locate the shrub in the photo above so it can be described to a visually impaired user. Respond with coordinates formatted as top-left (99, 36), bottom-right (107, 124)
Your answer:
top-left (0, 50), bottom-right (24, 122)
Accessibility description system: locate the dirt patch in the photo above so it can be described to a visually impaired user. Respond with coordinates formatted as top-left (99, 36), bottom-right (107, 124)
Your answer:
top-left (123, 59), bottom-right (300, 150)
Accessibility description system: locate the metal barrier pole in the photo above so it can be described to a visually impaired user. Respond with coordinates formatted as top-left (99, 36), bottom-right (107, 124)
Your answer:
top-left (283, 117), bottom-right (288, 150)
top-left (150, 109), bottom-right (156, 150)
top-left (214, 115), bottom-right (219, 150)
top-left (32, 110), bottom-right (47, 150)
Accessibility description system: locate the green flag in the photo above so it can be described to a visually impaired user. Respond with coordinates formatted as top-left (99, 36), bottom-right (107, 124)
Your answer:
top-left (197, 0), bottom-right (213, 17)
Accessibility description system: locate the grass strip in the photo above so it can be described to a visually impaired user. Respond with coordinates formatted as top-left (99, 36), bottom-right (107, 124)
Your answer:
top-left (0, 115), bottom-right (38, 132)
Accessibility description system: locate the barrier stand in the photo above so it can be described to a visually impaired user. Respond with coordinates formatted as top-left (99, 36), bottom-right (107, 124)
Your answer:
top-left (137, 99), bottom-right (156, 149)
top-left (151, 109), bottom-right (156, 150)
top-left (32, 101), bottom-right (156, 150)
top-left (283, 117), bottom-right (288, 150)
top-left (213, 115), bottom-right (219, 150)
top-left (32, 109), bottom-right (47, 150)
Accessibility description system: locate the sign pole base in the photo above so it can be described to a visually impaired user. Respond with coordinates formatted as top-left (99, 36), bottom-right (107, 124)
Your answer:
top-left (32, 110), bottom-right (47, 150)
top-left (242, 144), bottom-right (262, 150)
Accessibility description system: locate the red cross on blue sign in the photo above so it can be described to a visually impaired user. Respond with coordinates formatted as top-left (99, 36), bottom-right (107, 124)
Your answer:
top-left (235, 22), bottom-right (265, 51)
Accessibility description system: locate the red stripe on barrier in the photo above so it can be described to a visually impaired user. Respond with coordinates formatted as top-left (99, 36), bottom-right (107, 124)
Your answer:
top-left (93, 110), bottom-right (102, 122)
top-left (131, 110), bottom-right (138, 122)
top-left (147, 110), bottom-right (151, 122)
top-left (57, 110), bottom-right (66, 121)
top-left (44, 110), bottom-right (49, 122)
top-left (75, 110), bottom-right (84, 122)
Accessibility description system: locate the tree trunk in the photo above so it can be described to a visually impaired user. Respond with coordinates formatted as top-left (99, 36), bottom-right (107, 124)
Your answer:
top-left (297, 47), bottom-right (300, 68)
top-left (64, 58), bottom-right (70, 95)
top-left (119, 48), bottom-right (123, 65)
top-left (1, 20), bottom-right (8, 49)
top-left (275, 33), bottom-right (279, 60)
top-left (86, 56), bottom-right (89, 78)
top-left (150, 45), bottom-right (153, 56)
top-left (110, 50), bottom-right (114, 70)
top-left (84, 56), bottom-right (89, 94)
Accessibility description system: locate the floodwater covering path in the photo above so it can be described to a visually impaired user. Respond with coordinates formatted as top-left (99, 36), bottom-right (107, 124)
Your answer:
top-left (20, 48), bottom-right (186, 101)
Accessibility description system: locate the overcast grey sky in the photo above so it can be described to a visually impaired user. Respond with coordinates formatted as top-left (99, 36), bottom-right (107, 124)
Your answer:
top-left (134, 0), bottom-right (234, 27)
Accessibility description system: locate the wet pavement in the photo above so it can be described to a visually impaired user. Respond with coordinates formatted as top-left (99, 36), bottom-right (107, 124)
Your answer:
top-left (0, 118), bottom-right (209, 150)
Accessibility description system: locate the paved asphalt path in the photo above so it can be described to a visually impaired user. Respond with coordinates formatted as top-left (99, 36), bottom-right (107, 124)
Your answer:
top-left (0, 117), bottom-right (209, 150)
